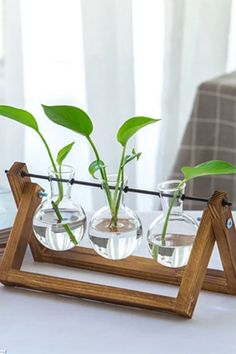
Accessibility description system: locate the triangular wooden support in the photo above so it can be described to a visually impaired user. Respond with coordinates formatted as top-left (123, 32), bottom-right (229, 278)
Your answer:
top-left (1, 162), bottom-right (236, 318)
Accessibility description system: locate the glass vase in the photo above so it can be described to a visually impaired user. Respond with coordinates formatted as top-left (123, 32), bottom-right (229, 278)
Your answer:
top-left (33, 165), bottom-right (86, 251)
top-left (88, 175), bottom-right (142, 260)
top-left (147, 180), bottom-right (199, 268)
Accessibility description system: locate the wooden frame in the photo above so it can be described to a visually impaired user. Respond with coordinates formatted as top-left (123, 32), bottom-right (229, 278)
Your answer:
top-left (1, 162), bottom-right (236, 318)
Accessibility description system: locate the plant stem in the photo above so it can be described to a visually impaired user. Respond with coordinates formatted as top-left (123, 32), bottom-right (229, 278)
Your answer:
top-left (53, 168), bottom-right (77, 245)
top-left (87, 138), bottom-right (128, 229)
top-left (112, 146), bottom-right (126, 226)
top-left (37, 130), bottom-right (78, 245)
top-left (37, 131), bottom-right (57, 171)
top-left (38, 130), bottom-right (63, 205)
top-left (54, 164), bottom-right (64, 206)
top-left (87, 136), bottom-right (114, 213)
top-left (112, 167), bottom-right (124, 226)
top-left (113, 146), bottom-right (126, 203)
top-left (51, 201), bottom-right (77, 245)
top-left (161, 179), bottom-right (186, 244)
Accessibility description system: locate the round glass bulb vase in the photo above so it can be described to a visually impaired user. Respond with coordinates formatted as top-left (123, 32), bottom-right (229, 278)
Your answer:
top-left (33, 165), bottom-right (86, 251)
top-left (88, 175), bottom-right (143, 260)
top-left (147, 180), bottom-right (199, 268)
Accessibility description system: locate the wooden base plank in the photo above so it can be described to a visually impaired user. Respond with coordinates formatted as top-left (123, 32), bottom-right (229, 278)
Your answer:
top-left (40, 246), bottom-right (229, 294)
top-left (0, 270), bottom-right (178, 315)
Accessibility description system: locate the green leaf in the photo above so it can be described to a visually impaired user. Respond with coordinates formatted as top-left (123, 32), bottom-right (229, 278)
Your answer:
top-left (42, 105), bottom-right (93, 138)
top-left (89, 159), bottom-right (106, 179)
top-left (117, 117), bottom-right (160, 147)
top-left (0, 105), bottom-right (39, 131)
top-left (182, 160), bottom-right (236, 181)
top-left (56, 142), bottom-right (75, 166)
top-left (122, 148), bottom-right (142, 167)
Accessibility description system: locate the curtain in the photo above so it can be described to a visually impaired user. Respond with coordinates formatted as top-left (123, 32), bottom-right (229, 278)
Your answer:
top-left (156, 0), bottom-right (233, 187)
top-left (0, 0), bottom-right (24, 187)
top-left (21, 0), bottom-right (137, 211)
top-left (1, 0), bottom-right (236, 211)
top-left (81, 0), bottom-right (136, 209)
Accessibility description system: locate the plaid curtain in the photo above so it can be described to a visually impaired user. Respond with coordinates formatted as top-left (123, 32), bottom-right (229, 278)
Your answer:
top-left (170, 71), bottom-right (236, 209)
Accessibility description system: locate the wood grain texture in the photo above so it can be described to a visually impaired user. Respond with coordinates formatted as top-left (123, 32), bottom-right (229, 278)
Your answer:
top-left (7, 162), bottom-right (45, 261)
top-left (40, 246), bottom-right (229, 294)
top-left (2, 162), bottom-right (236, 318)
top-left (175, 207), bottom-right (215, 317)
top-left (0, 182), bottom-right (42, 272)
top-left (175, 191), bottom-right (236, 317)
top-left (0, 269), bottom-right (177, 314)
top-left (209, 192), bottom-right (236, 294)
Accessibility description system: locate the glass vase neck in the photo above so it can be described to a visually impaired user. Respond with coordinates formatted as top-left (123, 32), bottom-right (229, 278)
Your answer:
top-left (158, 180), bottom-right (185, 214)
top-left (48, 165), bottom-right (74, 199)
top-left (102, 174), bottom-right (128, 207)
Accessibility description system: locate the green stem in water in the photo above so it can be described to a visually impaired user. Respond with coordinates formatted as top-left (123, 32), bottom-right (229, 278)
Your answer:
top-left (51, 201), bottom-right (77, 245)
top-left (112, 147), bottom-right (126, 226)
top-left (113, 146), bottom-right (126, 203)
top-left (53, 171), bottom-right (78, 245)
top-left (54, 164), bottom-right (64, 206)
top-left (161, 179), bottom-right (186, 244)
top-left (87, 138), bottom-right (127, 229)
top-left (112, 169), bottom-right (124, 226)
top-left (37, 131), bottom-right (78, 246)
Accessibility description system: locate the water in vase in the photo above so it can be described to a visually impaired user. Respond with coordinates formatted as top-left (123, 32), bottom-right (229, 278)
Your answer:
top-left (33, 165), bottom-right (86, 251)
top-left (148, 233), bottom-right (195, 268)
top-left (89, 218), bottom-right (142, 260)
top-left (147, 180), bottom-right (198, 268)
top-left (33, 208), bottom-right (86, 251)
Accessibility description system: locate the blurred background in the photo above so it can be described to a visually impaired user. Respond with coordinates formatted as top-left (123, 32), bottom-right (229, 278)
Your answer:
top-left (0, 0), bottom-right (236, 212)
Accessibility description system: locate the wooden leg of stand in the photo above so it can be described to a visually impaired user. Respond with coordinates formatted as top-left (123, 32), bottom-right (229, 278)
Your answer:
top-left (0, 183), bottom-right (42, 272)
top-left (7, 162), bottom-right (44, 261)
top-left (175, 208), bottom-right (215, 318)
top-left (209, 200), bottom-right (236, 294)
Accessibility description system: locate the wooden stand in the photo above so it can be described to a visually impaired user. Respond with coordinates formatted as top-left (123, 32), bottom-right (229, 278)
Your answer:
top-left (1, 162), bottom-right (236, 318)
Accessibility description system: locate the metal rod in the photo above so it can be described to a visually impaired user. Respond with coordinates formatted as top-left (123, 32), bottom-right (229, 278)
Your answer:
top-left (4, 170), bottom-right (232, 206)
